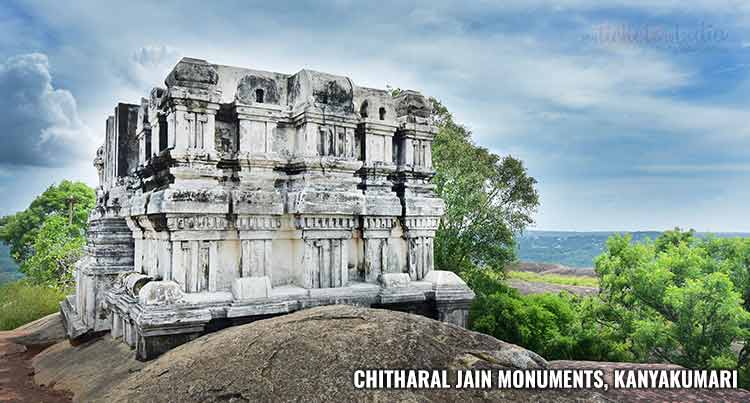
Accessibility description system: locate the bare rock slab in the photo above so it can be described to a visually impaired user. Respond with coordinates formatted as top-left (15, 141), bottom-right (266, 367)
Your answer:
top-left (32, 337), bottom-right (145, 403)
top-left (103, 305), bottom-right (604, 403)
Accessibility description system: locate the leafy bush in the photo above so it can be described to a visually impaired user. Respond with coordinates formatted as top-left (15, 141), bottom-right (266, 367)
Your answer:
top-left (0, 281), bottom-right (66, 330)
top-left (465, 228), bottom-right (750, 388)
top-left (463, 268), bottom-right (626, 361)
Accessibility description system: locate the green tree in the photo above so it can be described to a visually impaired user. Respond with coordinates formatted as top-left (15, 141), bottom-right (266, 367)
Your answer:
top-left (594, 231), bottom-right (750, 373)
top-left (0, 180), bottom-right (94, 263)
top-left (20, 215), bottom-right (85, 287)
top-left (431, 100), bottom-right (539, 273)
top-left (655, 227), bottom-right (696, 253)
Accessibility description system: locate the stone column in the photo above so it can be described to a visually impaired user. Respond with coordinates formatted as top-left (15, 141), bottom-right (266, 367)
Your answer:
top-left (392, 90), bottom-right (445, 281)
top-left (356, 118), bottom-right (401, 283)
top-left (168, 101), bottom-right (220, 157)
top-left (403, 217), bottom-right (440, 280)
top-left (362, 217), bottom-right (398, 282)
top-left (125, 217), bottom-right (145, 274)
top-left (297, 216), bottom-right (355, 289)
top-left (236, 216), bottom-right (281, 288)
top-left (136, 98), bottom-right (150, 166)
top-left (232, 102), bottom-right (285, 297)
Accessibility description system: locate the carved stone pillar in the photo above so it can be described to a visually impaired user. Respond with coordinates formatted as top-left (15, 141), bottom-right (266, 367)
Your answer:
top-left (167, 101), bottom-right (220, 157)
top-left (362, 217), bottom-right (398, 282)
top-left (237, 216), bottom-right (281, 282)
top-left (136, 98), bottom-right (151, 166)
top-left (403, 217), bottom-right (440, 280)
top-left (297, 216), bottom-right (355, 289)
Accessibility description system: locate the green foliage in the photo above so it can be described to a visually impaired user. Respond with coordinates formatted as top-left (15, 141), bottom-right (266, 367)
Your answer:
top-left (464, 268), bottom-right (627, 361)
top-left (0, 180), bottom-right (94, 287)
top-left (0, 180), bottom-right (94, 262)
top-left (655, 227), bottom-right (697, 253)
top-left (431, 100), bottom-right (539, 273)
top-left (0, 280), bottom-right (67, 330)
top-left (21, 215), bottom-right (85, 287)
top-left (594, 230), bottom-right (750, 374)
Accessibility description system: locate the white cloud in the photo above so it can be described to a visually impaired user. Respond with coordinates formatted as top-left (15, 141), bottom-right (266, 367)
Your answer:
top-left (0, 53), bottom-right (94, 167)
top-left (120, 45), bottom-right (182, 91)
top-left (2, 1), bottom-right (749, 229)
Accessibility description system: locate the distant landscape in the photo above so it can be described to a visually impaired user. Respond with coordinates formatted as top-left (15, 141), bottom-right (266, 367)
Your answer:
top-left (517, 230), bottom-right (750, 268)
top-left (3, 232), bottom-right (750, 285)
top-left (0, 243), bottom-right (21, 285)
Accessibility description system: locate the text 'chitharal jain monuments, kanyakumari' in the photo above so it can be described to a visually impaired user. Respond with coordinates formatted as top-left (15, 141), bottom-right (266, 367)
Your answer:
top-left (59, 57), bottom-right (475, 360)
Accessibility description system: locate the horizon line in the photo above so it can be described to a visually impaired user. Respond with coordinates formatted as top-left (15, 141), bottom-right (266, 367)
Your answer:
top-left (526, 228), bottom-right (750, 234)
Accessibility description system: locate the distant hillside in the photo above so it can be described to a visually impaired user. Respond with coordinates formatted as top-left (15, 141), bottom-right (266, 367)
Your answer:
top-left (517, 230), bottom-right (750, 269)
top-left (0, 243), bottom-right (21, 285)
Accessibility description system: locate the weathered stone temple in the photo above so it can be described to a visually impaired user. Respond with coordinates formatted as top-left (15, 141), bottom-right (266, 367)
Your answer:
top-left (60, 57), bottom-right (474, 360)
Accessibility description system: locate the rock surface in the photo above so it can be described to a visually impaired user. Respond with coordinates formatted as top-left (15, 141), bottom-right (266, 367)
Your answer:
top-left (103, 305), bottom-right (603, 403)
top-left (0, 312), bottom-right (66, 347)
top-left (33, 336), bottom-right (145, 402)
top-left (24, 306), bottom-right (750, 402)
top-left (0, 313), bottom-right (72, 402)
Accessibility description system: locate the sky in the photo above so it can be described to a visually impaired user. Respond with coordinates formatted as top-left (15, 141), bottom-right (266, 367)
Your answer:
top-left (0, 0), bottom-right (749, 232)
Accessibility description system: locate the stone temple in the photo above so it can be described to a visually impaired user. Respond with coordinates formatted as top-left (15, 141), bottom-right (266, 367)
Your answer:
top-left (60, 57), bottom-right (475, 360)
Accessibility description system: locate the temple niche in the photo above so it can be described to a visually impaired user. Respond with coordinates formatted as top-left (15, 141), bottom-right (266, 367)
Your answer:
top-left (60, 57), bottom-right (474, 360)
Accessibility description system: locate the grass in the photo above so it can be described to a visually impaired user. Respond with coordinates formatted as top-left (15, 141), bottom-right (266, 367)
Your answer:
top-left (507, 270), bottom-right (599, 288)
top-left (0, 281), bottom-right (67, 330)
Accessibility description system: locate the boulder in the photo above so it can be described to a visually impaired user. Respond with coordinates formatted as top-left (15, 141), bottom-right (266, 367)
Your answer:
top-left (1, 313), bottom-right (66, 347)
top-left (28, 306), bottom-right (750, 402)
top-left (33, 337), bottom-right (145, 402)
top-left (103, 305), bottom-right (604, 402)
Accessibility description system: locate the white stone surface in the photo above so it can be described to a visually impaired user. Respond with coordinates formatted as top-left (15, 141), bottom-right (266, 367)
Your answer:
top-left (138, 281), bottom-right (184, 306)
top-left (423, 270), bottom-right (468, 287)
top-left (231, 276), bottom-right (272, 300)
top-left (378, 273), bottom-right (411, 288)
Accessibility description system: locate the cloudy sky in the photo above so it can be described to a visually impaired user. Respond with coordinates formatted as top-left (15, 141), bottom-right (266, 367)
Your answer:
top-left (1, 0), bottom-right (749, 232)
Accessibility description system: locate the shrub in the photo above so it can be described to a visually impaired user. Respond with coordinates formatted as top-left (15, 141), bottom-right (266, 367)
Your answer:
top-left (463, 267), bottom-right (626, 361)
top-left (0, 281), bottom-right (66, 330)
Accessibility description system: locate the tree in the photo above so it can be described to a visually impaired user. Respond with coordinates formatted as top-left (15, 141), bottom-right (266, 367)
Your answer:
top-left (431, 99), bottom-right (539, 273)
top-left (0, 180), bottom-right (94, 263)
top-left (20, 215), bottom-right (85, 287)
top-left (594, 231), bottom-right (750, 373)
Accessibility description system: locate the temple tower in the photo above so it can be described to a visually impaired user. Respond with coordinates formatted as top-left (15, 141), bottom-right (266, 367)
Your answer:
top-left (60, 58), bottom-right (474, 360)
